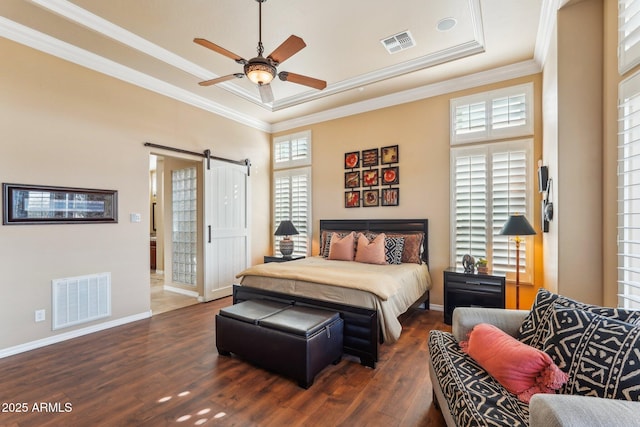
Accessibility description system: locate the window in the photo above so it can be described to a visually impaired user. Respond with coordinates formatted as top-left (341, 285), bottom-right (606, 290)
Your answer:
top-left (451, 140), bottom-right (533, 282)
top-left (618, 70), bottom-right (640, 309)
top-left (273, 131), bottom-right (312, 257)
top-left (451, 83), bottom-right (533, 144)
top-left (619, 0), bottom-right (640, 74)
top-left (172, 167), bottom-right (197, 286)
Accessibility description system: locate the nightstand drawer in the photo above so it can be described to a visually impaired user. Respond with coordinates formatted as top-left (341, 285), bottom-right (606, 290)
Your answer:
top-left (443, 267), bottom-right (506, 324)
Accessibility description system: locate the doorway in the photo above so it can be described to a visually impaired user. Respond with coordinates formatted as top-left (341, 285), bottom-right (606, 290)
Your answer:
top-left (149, 154), bottom-right (199, 315)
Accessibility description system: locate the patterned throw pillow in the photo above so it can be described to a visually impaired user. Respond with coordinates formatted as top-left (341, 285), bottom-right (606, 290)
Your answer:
top-left (384, 236), bottom-right (405, 264)
top-left (544, 305), bottom-right (640, 401)
top-left (517, 289), bottom-right (640, 349)
top-left (367, 232), bottom-right (424, 264)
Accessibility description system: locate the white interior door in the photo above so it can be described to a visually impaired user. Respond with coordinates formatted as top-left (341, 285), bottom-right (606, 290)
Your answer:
top-left (203, 159), bottom-right (249, 301)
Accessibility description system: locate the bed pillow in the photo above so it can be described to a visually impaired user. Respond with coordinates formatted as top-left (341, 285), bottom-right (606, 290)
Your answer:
top-left (518, 288), bottom-right (640, 349)
top-left (460, 323), bottom-right (567, 403)
top-left (384, 236), bottom-right (405, 265)
top-left (321, 230), bottom-right (353, 257)
top-left (369, 231), bottom-right (424, 264)
top-left (543, 305), bottom-right (640, 401)
top-left (355, 233), bottom-right (387, 265)
top-left (328, 231), bottom-right (355, 261)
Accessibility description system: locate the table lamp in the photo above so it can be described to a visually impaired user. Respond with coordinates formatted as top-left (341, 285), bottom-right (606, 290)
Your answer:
top-left (274, 220), bottom-right (298, 258)
top-left (499, 214), bottom-right (536, 309)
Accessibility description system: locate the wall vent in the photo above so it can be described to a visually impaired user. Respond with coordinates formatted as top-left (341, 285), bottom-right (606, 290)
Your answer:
top-left (381, 30), bottom-right (416, 54)
top-left (52, 272), bottom-right (111, 330)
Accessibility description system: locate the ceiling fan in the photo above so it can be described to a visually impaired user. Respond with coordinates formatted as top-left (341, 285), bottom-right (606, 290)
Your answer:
top-left (194, 0), bottom-right (327, 103)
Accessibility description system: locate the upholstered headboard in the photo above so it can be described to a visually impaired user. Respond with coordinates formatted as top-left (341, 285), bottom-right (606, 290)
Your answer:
top-left (319, 218), bottom-right (429, 265)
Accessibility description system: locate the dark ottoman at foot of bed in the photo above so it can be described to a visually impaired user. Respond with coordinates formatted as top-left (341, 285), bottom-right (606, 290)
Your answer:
top-left (216, 300), bottom-right (344, 388)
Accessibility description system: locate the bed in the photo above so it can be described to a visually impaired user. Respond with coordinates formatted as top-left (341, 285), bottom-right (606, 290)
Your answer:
top-left (234, 219), bottom-right (431, 368)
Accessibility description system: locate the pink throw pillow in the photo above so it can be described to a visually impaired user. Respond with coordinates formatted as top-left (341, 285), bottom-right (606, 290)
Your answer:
top-left (355, 233), bottom-right (387, 265)
top-left (328, 231), bottom-right (355, 261)
top-left (460, 323), bottom-right (568, 403)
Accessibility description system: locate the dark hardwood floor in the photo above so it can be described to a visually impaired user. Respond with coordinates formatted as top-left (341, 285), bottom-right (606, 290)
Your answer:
top-left (0, 298), bottom-right (450, 427)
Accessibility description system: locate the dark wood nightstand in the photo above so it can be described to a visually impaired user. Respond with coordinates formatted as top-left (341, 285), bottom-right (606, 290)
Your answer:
top-left (443, 267), bottom-right (506, 325)
top-left (264, 255), bottom-right (306, 263)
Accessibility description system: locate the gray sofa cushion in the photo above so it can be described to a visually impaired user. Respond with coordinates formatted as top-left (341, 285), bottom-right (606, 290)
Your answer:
top-left (543, 306), bottom-right (640, 400)
top-left (517, 289), bottom-right (640, 349)
top-left (428, 330), bottom-right (529, 426)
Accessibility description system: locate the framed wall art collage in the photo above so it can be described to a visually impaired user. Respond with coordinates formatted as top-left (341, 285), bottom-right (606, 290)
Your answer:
top-left (344, 145), bottom-right (399, 208)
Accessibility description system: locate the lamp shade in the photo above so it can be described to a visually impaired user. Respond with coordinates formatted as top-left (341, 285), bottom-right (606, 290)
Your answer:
top-left (500, 214), bottom-right (536, 236)
top-left (274, 220), bottom-right (299, 236)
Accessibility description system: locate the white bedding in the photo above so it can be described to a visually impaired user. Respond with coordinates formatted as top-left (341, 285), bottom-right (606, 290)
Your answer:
top-left (236, 256), bottom-right (432, 343)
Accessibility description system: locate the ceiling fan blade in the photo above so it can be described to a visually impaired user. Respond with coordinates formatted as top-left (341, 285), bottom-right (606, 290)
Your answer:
top-left (267, 35), bottom-right (306, 65)
top-left (198, 73), bottom-right (244, 86)
top-left (194, 38), bottom-right (246, 64)
top-left (258, 84), bottom-right (274, 103)
top-left (278, 71), bottom-right (327, 90)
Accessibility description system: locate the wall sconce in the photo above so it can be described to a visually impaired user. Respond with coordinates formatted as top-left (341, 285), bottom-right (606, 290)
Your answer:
top-left (538, 164), bottom-right (553, 232)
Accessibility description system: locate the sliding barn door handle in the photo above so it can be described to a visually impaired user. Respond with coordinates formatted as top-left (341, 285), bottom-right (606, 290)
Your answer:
top-left (208, 225), bottom-right (211, 243)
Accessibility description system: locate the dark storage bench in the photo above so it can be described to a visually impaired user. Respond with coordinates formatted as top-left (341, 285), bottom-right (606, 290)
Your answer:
top-left (216, 300), bottom-right (343, 388)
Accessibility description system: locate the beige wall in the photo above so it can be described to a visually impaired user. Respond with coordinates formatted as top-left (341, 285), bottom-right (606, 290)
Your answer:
top-left (0, 39), bottom-right (270, 352)
top-left (275, 74), bottom-right (544, 308)
top-left (543, 0), bottom-right (605, 305)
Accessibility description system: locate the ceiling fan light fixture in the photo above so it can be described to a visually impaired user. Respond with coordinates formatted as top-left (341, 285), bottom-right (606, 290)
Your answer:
top-left (245, 59), bottom-right (276, 85)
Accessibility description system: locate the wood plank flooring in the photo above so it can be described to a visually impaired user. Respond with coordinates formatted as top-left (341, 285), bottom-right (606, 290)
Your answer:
top-left (0, 298), bottom-right (450, 427)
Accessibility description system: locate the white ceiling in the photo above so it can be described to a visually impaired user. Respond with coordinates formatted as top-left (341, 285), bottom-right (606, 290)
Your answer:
top-left (0, 0), bottom-right (547, 132)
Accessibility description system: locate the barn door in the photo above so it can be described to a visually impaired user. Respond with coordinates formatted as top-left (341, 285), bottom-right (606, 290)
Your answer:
top-left (203, 159), bottom-right (249, 301)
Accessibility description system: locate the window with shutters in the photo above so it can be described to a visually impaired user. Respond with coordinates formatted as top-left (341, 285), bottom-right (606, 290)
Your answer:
top-left (451, 140), bottom-right (534, 283)
top-left (618, 71), bottom-right (640, 309)
top-left (273, 131), bottom-right (312, 257)
top-left (450, 83), bottom-right (533, 145)
top-left (619, 0), bottom-right (640, 74)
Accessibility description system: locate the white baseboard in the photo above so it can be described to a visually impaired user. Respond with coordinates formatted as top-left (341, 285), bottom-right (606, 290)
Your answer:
top-left (0, 311), bottom-right (152, 359)
top-left (163, 285), bottom-right (199, 298)
top-left (430, 303), bottom-right (444, 311)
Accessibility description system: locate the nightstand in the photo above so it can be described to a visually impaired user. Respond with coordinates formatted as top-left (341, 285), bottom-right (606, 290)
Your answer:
top-left (443, 267), bottom-right (506, 325)
top-left (264, 255), bottom-right (305, 263)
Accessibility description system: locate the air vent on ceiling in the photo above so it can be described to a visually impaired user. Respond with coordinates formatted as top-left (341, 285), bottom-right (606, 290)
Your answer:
top-left (381, 30), bottom-right (416, 54)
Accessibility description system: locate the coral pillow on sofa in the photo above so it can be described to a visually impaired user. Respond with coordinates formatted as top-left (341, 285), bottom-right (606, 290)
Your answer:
top-left (460, 323), bottom-right (568, 403)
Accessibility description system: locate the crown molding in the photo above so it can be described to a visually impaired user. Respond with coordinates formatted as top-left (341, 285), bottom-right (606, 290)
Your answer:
top-left (271, 59), bottom-right (541, 133)
top-left (533, 0), bottom-right (561, 68)
top-left (0, 17), bottom-right (271, 132)
top-left (27, 0), bottom-right (488, 112)
top-left (5, 0), bottom-right (550, 135)
top-left (272, 39), bottom-right (485, 111)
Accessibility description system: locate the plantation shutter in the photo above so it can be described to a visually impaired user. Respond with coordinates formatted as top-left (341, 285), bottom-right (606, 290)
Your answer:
top-left (618, 71), bottom-right (640, 309)
top-left (491, 150), bottom-right (528, 276)
top-left (492, 93), bottom-right (527, 130)
top-left (451, 141), bottom-right (532, 280)
top-left (453, 152), bottom-right (487, 263)
top-left (619, 0), bottom-right (640, 74)
top-left (273, 130), bottom-right (312, 257)
top-left (451, 84), bottom-right (533, 144)
top-left (454, 102), bottom-right (486, 136)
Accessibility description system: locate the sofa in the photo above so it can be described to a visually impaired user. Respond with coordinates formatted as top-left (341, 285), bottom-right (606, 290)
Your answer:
top-left (428, 289), bottom-right (640, 426)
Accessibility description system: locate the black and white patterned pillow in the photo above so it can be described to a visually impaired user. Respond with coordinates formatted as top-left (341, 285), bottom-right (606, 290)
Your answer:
top-left (517, 289), bottom-right (640, 349)
top-left (543, 305), bottom-right (640, 401)
top-left (384, 236), bottom-right (405, 264)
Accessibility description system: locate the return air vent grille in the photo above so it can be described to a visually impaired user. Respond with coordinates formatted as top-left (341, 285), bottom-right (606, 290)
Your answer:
top-left (52, 272), bottom-right (111, 330)
top-left (381, 31), bottom-right (416, 54)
